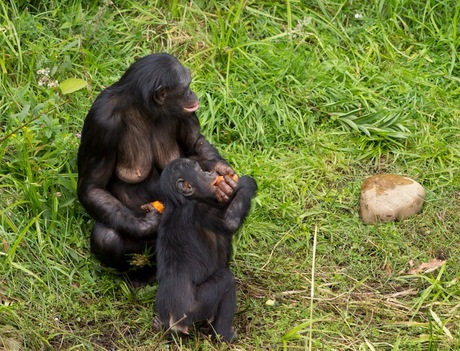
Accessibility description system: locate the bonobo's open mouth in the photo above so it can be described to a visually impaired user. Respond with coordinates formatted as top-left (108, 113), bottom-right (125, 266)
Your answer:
top-left (183, 102), bottom-right (199, 113)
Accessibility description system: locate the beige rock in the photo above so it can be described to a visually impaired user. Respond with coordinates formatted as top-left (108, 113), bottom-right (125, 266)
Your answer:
top-left (360, 174), bottom-right (425, 224)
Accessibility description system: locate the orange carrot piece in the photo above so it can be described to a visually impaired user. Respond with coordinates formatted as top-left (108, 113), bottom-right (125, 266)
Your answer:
top-left (213, 174), bottom-right (238, 186)
top-left (151, 201), bottom-right (164, 213)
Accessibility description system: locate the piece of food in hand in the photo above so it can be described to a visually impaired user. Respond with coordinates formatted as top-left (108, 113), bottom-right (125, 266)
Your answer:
top-left (214, 176), bottom-right (224, 185)
top-left (140, 200), bottom-right (164, 213)
top-left (213, 174), bottom-right (238, 186)
top-left (151, 201), bottom-right (164, 213)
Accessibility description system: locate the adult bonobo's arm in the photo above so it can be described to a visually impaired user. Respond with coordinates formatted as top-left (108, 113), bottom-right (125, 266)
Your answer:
top-left (192, 136), bottom-right (233, 172)
top-left (180, 116), bottom-right (231, 171)
top-left (77, 99), bottom-right (160, 240)
top-left (222, 176), bottom-right (257, 233)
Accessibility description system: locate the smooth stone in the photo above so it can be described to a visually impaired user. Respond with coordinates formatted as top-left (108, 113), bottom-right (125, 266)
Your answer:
top-left (360, 174), bottom-right (425, 224)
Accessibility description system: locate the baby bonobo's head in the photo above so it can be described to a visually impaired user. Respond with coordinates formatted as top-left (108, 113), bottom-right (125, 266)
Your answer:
top-left (160, 159), bottom-right (219, 206)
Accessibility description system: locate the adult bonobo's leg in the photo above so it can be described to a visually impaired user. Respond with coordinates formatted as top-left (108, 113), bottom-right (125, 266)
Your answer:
top-left (90, 222), bottom-right (155, 274)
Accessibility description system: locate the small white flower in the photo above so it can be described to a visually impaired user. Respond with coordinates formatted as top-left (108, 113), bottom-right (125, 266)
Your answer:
top-left (354, 13), bottom-right (363, 19)
top-left (37, 68), bottom-right (50, 76)
top-left (36, 68), bottom-right (58, 88)
top-left (47, 80), bottom-right (59, 88)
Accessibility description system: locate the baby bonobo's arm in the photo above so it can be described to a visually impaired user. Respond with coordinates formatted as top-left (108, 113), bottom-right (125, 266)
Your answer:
top-left (222, 176), bottom-right (257, 233)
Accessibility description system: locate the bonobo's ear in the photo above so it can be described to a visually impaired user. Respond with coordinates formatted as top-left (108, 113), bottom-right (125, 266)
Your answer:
top-left (177, 179), bottom-right (194, 197)
top-left (154, 87), bottom-right (167, 105)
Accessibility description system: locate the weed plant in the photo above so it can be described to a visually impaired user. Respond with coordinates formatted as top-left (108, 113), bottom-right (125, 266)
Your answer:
top-left (0, 0), bottom-right (459, 350)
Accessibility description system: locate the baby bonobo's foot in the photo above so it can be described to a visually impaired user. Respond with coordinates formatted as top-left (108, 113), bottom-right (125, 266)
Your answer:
top-left (153, 316), bottom-right (163, 332)
top-left (213, 327), bottom-right (237, 343)
top-left (154, 316), bottom-right (192, 342)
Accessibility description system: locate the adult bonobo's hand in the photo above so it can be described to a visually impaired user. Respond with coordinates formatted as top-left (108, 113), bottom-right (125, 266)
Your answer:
top-left (214, 161), bottom-right (238, 203)
top-left (135, 210), bottom-right (162, 240)
top-left (214, 161), bottom-right (235, 177)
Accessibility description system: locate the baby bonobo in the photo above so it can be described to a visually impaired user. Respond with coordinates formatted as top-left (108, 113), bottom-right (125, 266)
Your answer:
top-left (155, 158), bottom-right (257, 342)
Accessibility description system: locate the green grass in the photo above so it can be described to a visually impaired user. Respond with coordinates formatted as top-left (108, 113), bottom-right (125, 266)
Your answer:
top-left (1, 0), bottom-right (459, 350)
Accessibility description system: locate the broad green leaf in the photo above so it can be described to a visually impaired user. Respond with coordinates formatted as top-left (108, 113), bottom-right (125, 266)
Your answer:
top-left (59, 78), bottom-right (87, 94)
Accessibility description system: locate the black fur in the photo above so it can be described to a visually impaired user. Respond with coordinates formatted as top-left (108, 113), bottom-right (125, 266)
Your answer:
top-left (77, 53), bottom-right (234, 275)
top-left (155, 159), bottom-right (257, 342)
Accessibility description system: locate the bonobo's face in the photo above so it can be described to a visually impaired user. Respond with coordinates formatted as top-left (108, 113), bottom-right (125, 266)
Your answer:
top-left (193, 162), bottom-right (220, 195)
top-left (161, 159), bottom-right (218, 203)
top-left (177, 72), bottom-right (199, 115)
top-left (178, 160), bottom-right (218, 200)
top-left (153, 63), bottom-right (199, 118)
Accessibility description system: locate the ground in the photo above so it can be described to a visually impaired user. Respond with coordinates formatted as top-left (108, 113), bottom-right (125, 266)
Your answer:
top-left (0, 1), bottom-right (459, 350)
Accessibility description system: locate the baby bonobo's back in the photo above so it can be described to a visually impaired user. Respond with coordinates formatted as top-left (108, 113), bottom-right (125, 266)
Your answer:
top-left (155, 158), bottom-right (257, 342)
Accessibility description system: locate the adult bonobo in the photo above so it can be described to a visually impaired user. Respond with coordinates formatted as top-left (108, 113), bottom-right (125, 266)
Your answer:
top-left (154, 158), bottom-right (257, 342)
top-left (77, 53), bottom-right (236, 277)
